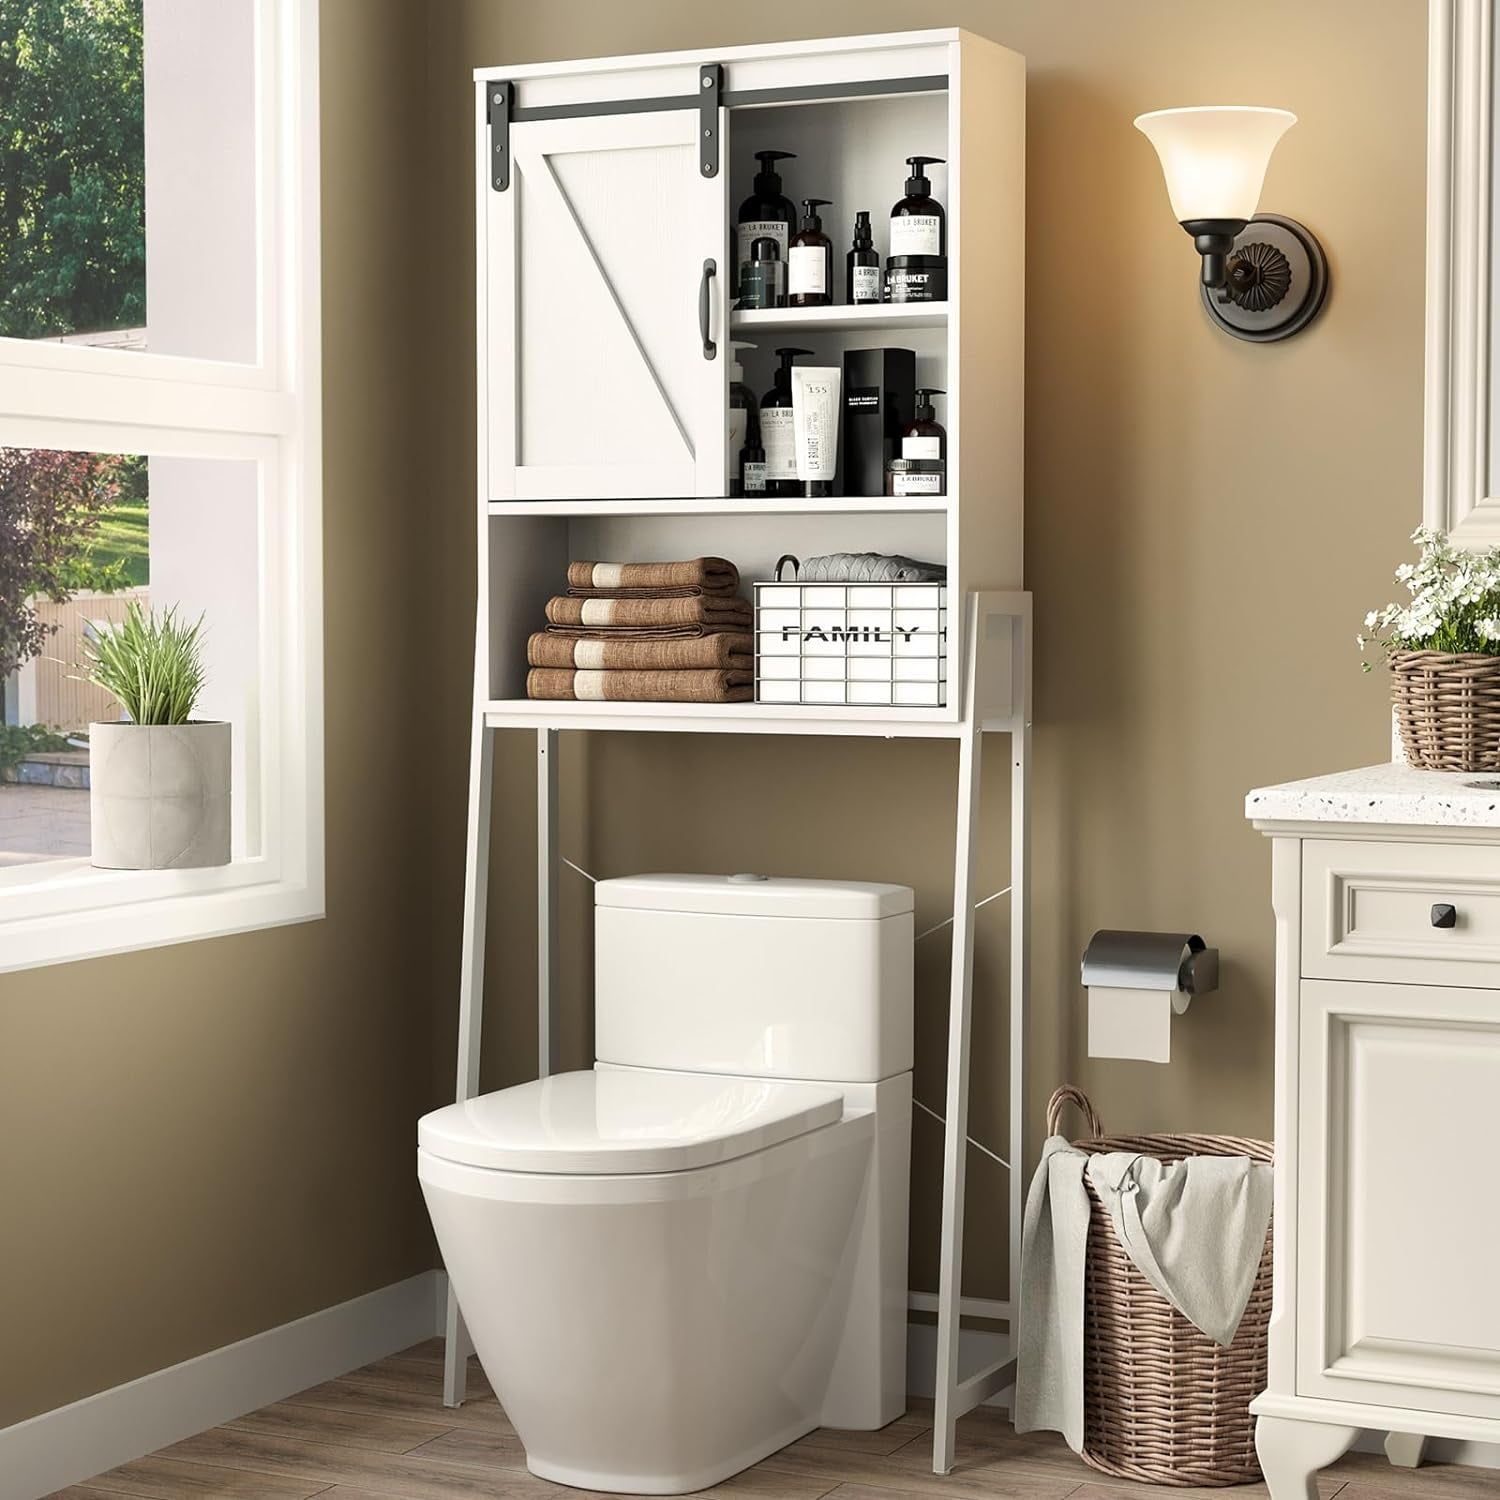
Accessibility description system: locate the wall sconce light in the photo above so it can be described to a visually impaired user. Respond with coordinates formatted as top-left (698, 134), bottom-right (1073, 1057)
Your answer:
top-left (1135, 106), bottom-right (1329, 342)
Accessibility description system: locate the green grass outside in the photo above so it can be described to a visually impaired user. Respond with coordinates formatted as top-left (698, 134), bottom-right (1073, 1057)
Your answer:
top-left (91, 499), bottom-right (149, 588)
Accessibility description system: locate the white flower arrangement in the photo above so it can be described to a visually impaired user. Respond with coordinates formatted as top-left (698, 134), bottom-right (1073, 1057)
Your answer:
top-left (1358, 527), bottom-right (1500, 671)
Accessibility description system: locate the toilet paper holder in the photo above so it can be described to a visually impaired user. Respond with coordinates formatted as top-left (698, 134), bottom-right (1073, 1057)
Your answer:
top-left (1081, 930), bottom-right (1219, 1064)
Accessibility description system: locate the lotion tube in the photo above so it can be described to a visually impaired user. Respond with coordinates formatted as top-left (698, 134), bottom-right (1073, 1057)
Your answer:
top-left (791, 365), bottom-right (841, 498)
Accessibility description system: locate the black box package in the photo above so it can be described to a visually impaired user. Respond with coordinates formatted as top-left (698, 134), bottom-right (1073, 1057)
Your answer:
top-left (840, 347), bottom-right (915, 498)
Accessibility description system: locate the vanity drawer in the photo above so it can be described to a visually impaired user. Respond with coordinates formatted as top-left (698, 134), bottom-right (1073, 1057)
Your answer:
top-left (1301, 838), bottom-right (1500, 987)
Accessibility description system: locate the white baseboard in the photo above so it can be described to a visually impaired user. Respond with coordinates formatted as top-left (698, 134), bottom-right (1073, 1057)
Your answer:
top-left (0, 1269), bottom-right (446, 1500)
top-left (905, 1320), bottom-right (1011, 1407)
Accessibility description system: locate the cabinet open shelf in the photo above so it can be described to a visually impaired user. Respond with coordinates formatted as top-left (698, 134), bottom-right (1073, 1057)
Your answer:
top-left (730, 301), bottom-right (948, 335)
top-left (483, 698), bottom-right (964, 737)
top-left (487, 494), bottom-right (951, 517)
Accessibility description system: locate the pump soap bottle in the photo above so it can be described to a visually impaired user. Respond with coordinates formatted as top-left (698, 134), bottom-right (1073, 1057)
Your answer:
top-left (886, 156), bottom-right (948, 303)
top-left (728, 342), bottom-right (761, 496)
top-left (902, 388), bottom-right (947, 460)
top-left (788, 199), bottom-right (833, 308)
top-left (761, 346), bottom-right (811, 495)
top-left (736, 150), bottom-right (797, 286)
top-left (846, 211), bottom-right (880, 305)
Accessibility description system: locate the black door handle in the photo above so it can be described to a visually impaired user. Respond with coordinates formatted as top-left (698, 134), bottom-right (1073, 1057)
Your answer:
top-left (700, 258), bottom-right (716, 360)
top-left (1431, 902), bottom-right (1457, 929)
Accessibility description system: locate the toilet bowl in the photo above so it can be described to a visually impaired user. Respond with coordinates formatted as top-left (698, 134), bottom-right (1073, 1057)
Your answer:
top-left (418, 874), bottom-right (914, 1494)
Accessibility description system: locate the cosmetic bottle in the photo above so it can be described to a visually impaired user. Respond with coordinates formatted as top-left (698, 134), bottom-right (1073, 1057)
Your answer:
top-left (901, 388), bottom-right (947, 461)
top-left (728, 341), bottom-right (759, 496)
top-left (846, 211), bottom-right (880, 305)
top-left (736, 150), bottom-right (797, 282)
top-left (741, 432), bottom-right (767, 494)
top-left (761, 346), bottom-right (812, 496)
top-left (890, 156), bottom-right (946, 257)
top-left (788, 199), bottom-right (833, 308)
top-left (738, 236), bottom-right (787, 309)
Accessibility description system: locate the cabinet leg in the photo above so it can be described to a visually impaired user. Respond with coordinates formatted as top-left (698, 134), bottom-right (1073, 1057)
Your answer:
top-left (1384, 1432), bottom-right (1428, 1469)
top-left (1255, 1416), bottom-right (1358, 1500)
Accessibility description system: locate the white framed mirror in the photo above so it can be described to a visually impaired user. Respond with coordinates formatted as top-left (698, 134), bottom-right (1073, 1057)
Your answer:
top-left (1426, 0), bottom-right (1500, 542)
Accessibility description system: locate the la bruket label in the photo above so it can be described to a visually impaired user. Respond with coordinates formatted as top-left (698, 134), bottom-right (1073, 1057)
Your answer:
top-left (846, 386), bottom-right (881, 411)
top-left (782, 623), bottom-right (941, 644)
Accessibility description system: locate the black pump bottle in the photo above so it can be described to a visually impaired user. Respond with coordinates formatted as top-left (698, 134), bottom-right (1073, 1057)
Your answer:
top-left (760, 346), bottom-right (812, 495)
top-left (902, 388), bottom-right (947, 461)
top-left (847, 210), bottom-right (879, 304)
top-left (788, 198), bottom-right (833, 307)
top-left (890, 155), bottom-right (946, 258)
top-left (736, 150), bottom-right (797, 277)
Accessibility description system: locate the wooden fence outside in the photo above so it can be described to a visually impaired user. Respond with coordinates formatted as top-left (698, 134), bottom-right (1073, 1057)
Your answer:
top-left (27, 588), bottom-right (150, 731)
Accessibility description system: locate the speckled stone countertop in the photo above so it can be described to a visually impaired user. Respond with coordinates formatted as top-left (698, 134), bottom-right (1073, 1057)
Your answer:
top-left (1246, 762), bottom-right (1500, 827)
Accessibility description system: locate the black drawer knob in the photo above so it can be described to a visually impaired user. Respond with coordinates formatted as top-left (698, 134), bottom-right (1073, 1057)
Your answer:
top-left (1431, 903), bottom-right (1458, 929)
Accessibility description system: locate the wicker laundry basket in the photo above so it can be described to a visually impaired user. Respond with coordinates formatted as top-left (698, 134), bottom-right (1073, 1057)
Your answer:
top-left (1389, 649), bottom-right (1500, 770)
top-left (1046, 1085), bottom-right (1273, 1488)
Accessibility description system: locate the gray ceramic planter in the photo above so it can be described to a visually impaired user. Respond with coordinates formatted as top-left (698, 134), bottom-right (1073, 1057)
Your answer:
top-left (89, 721), bottom-right (231, 869)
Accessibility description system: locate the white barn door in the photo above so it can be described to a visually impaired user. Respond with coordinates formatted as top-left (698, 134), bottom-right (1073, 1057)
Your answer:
top-left (486, 110), bottom-right (728, 500)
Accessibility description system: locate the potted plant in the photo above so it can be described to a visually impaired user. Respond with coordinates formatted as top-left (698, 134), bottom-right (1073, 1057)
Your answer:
top-left (1359, 526), bottom-right (1500, 771)
top-left (82, 602), bottom-right (230, 869)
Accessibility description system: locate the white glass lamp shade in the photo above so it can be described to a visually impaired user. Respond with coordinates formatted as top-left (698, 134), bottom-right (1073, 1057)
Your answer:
top-left (1134, 106), bottom-right (1296, 223)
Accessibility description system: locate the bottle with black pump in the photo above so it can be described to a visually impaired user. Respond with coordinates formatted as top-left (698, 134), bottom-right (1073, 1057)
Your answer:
top-left (889, 157), bottom-right (946, 257)
top-left (902, 388), bottom-right (947, 460)
top-left (736, 150), bottom-right (797, 284)
top-left (760, 346), bottom-right (811, 495)
top-left (788, 199), bottom-right (833, 307)
top-left (846, 211), bottom-right (879, 305)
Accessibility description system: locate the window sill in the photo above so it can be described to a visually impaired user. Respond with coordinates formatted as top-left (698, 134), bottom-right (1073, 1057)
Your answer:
top-left (0, 856), bottom-right (324, 972)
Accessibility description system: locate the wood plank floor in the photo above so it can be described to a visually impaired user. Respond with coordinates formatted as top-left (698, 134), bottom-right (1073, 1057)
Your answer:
top-left (50, 1340), bottom-right (1492, 1500)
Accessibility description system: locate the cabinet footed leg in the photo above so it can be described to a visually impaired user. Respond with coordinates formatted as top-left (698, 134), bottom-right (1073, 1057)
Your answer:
top-left (1255, 1415), bottom-right (1358, 1500)
top-left (1384, 1432), bottom-right (1428, 1469)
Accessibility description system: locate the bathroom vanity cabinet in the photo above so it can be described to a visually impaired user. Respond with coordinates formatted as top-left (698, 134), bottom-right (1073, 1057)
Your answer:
top-left (1246, 765), bottom-right (1500, 1496)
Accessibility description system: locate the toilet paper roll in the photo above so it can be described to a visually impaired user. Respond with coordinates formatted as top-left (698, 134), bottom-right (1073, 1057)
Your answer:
top-left (1087, 985), bottom-right (1177, 1064)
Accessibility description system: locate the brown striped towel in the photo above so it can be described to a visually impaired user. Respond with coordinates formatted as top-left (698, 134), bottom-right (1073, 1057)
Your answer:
top-left (527, 668), bottom-right (753, 704)
top-left (528, 632), bottom-right (752, 671)
top-left (545, 595), bottom-right (752, 635)
top-left (566, 557), bottom-right (739, 598)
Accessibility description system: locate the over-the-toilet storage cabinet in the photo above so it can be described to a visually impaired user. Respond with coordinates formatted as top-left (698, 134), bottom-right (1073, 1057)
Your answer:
top-left (1247, 804), bottom-right (1500, 1482)
top-left (475, 29), bottom-right (1023, 720)
top-left (455, 30), bottom-right (1031, 1478)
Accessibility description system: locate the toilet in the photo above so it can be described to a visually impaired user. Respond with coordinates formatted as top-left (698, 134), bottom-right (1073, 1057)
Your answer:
top-left (417, 873), bottom-right (914, 1495)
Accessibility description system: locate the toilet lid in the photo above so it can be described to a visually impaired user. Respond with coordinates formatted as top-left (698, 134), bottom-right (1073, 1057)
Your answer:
top-left (418, 1068), bottom-right (845, 1175)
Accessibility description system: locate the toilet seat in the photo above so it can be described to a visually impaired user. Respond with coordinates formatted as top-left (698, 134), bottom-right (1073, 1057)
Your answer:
top-left (418, 1067), bottom-right (844, 1176)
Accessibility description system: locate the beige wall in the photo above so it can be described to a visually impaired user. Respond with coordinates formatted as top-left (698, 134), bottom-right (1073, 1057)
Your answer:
top-left (0, 0), bottom-right (437, 1428)
top-left (0, 0), bottom-right (1432, 1430)
top-left (423, 1), bottom-right (1429, 1300)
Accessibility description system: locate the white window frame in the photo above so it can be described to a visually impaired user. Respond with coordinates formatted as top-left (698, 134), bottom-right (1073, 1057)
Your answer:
top-left (0, 0), bottom-right (324, 972)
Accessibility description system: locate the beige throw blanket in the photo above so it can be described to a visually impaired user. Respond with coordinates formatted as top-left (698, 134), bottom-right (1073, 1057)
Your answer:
top-left (527, 667), bottom-right (753, 703)
top-left (545, 595), bottom-right (752, 636)
top-left (566, 557), bottom-right (739, 598)
top-left (528, 632), bottom-right (752, 671)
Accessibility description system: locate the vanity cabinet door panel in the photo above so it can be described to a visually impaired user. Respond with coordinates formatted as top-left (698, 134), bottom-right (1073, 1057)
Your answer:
top-left (1296, 978), bottom-right (1500, 1418)
top-left (486, 110), bottom-right (728, 500)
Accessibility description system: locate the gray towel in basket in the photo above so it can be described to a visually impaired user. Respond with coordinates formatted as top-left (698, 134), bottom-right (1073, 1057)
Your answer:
top-left (1015, 1137), bottom-right (1272, 1451)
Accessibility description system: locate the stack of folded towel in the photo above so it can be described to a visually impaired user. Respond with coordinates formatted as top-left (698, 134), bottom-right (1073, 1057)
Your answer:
top-left (527, 558), bottom-right (754, 703)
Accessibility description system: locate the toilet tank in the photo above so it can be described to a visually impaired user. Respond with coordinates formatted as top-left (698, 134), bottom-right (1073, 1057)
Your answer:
top-left (594, 874), bottom-right (914, 1084)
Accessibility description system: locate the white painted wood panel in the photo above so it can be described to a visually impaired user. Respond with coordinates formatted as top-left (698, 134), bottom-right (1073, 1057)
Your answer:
top-left (1301, 837), bottom-right (1500, 986)
top-left (1296, 977), bottom-right (1500, 1419)
top-left (486, 110), bottom-right (726, 499)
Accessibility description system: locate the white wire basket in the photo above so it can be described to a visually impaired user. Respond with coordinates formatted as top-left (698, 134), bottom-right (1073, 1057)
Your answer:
top-left (753, 579), bottom-right (948, 707)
